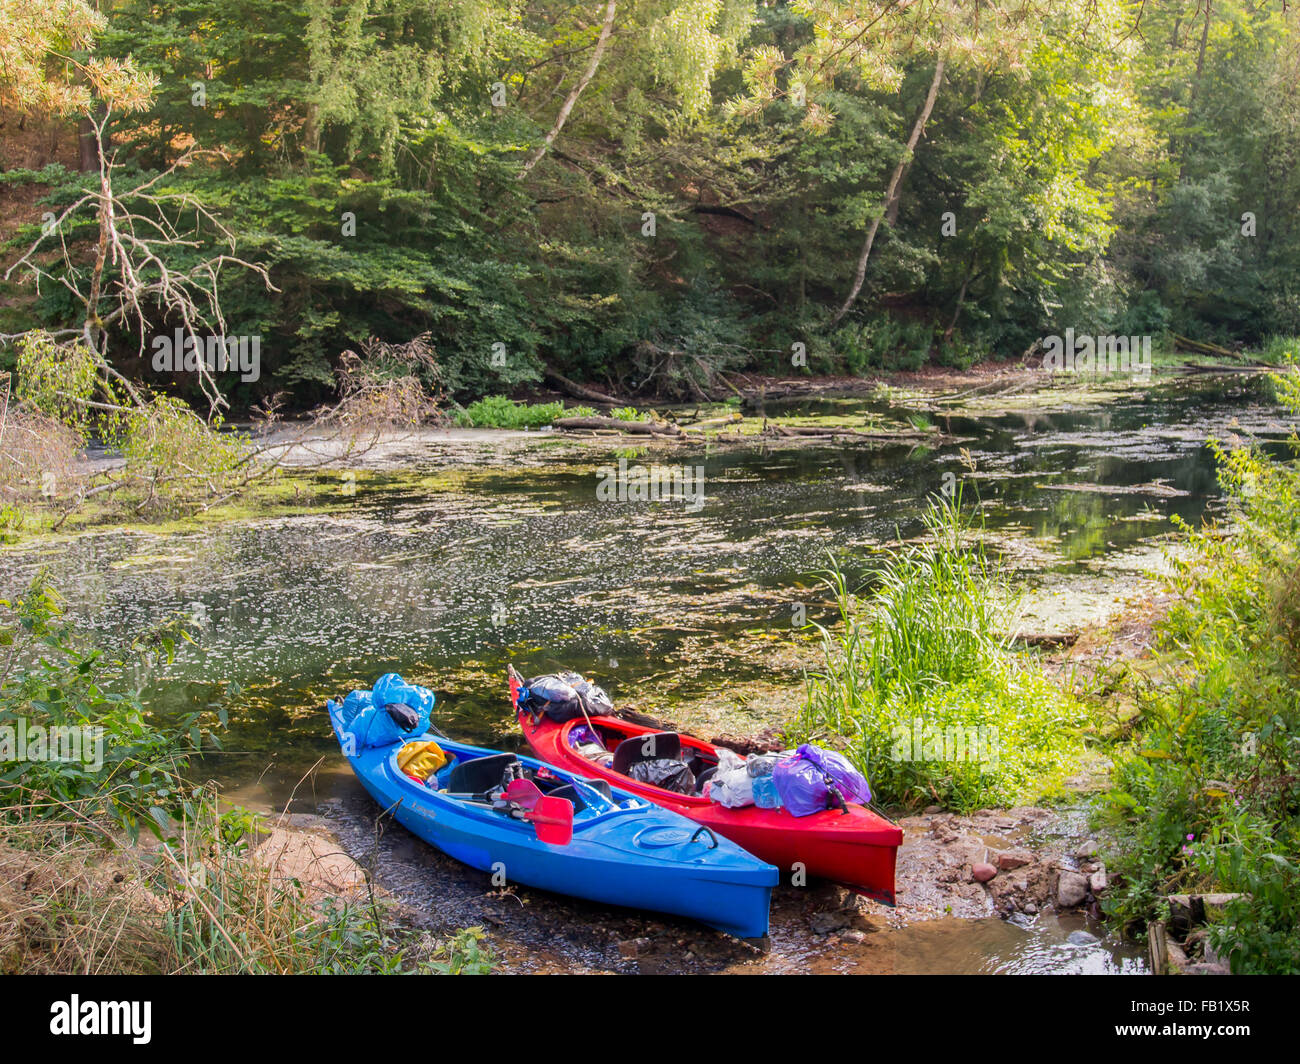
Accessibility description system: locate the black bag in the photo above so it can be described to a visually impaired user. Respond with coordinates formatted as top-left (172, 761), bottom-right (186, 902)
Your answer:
top-left (524, 670), bottom-right (614, 723)
top-left (628, 758), bottom-right (696, 795)
top-left (383, 703), bottom-right (421, 731)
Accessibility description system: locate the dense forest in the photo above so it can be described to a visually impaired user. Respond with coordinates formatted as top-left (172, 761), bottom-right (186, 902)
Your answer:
top-left (2, 0), bottom-right (1298, 409)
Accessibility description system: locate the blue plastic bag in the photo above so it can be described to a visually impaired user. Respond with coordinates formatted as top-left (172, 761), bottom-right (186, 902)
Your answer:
top-left (752, 773), bottom-right (783, 809)
top-left (339, 689), bottom-right (373, 728)
top-left (372, 673), bottom-right (436, 723)
top-left (341, 675), bottom-right (436, 750)
top-left (773, 744), bottom-right (871, 817)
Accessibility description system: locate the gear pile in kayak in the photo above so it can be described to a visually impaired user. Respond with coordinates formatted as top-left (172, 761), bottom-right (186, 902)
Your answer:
top-left (511, 664), bottom-right (902, 905)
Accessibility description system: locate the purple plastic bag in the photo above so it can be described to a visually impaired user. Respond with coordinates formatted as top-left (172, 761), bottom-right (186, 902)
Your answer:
top-left (568, 724), bottom-right (603, 749)
top-left (773, 743), bottom-right (871, 817)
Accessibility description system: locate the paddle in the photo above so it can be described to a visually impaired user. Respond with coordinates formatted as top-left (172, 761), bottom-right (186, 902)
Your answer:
top-left (503, 778), bottom-right (574, 846)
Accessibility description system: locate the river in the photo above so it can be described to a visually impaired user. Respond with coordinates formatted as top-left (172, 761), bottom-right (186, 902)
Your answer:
top-left (2, 371), bottom-right (1292, 973)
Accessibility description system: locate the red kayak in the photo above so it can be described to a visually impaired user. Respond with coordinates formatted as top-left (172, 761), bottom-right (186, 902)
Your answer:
top-left (515, 692), bottom-right (902, 905)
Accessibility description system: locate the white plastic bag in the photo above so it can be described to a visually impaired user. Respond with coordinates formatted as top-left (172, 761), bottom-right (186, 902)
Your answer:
top-left (709, 749), bottom-right (755, 808)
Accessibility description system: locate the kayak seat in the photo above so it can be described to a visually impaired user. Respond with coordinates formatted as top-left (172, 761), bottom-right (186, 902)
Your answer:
top-left (547, 784), bottom-right (586, 813)
top-left (447, 752), bottom-right (520, 796)
top-left (685, 754), bottom-right (717, 778)
top-left (695, 765), bottom-right (718, 794)
top-left (612, 732), bottom-right (682, 776)
top-left (581, 777), bottom-right (613, 801)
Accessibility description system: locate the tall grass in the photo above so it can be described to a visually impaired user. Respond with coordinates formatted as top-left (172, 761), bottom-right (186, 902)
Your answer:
top-left (796, 494), bottom-right (1087, 812)
top-left (0, 793), bottom-right (493, 974)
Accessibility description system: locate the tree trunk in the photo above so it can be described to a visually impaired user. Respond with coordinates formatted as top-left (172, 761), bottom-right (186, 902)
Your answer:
top-left (518, 0), bottom-right (617, 179)
top-left (1178, 1), bottom-right (1213, 182)
top-left (77, 114), bottom-right (102, 172)
top-left (830, 56), bottom-right (945, 327)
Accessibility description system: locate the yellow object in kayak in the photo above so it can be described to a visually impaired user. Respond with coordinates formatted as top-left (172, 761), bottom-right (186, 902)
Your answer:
top-left (396, 739), bottom-right (449, 781)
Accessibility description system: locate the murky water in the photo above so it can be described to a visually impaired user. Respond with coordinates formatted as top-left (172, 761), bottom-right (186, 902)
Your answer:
top-left (2, 373), bottom-right (1292, 973)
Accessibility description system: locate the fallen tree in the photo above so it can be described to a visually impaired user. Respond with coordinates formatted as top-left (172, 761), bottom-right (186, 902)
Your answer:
top-left (551, 415), bottom-right (681, 436)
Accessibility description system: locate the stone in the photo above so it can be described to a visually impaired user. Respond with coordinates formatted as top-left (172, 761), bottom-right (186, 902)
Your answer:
top-left (254, 826), bottom-right (367, 898)
top-left (972, 862), bottom-right (997, 883)
top-left (947, 835), bottom-right (988, 868)
top-left (1183, 962), bottom-right (1231, 975)
top-left (1057, 870), bottom-right (1090, 908)
top-left (618, 940), bottom-right (640, 959)
top-left (810, 906), bottom-right (876, 935)
top-left (923, 804), bottom-right (942, 814)
top-left (995, 849), bottom-right (1032, 871)
top-left (1074, 839), bottom-right (1099, 858)
top-left (1067, 930), bottom-right (1100, 946)
top-left (1089, 870), bottom-right (1108, 894)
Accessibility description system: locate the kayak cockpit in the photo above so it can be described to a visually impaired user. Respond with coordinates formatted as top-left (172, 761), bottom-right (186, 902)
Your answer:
top-left (384, 738), bottom-right (639, 829)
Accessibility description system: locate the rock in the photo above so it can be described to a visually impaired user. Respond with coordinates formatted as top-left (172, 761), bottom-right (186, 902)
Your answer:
top-left (617, 939), bottom-right (640, 959)
top-left (1074, 839), bottom-right (1099, 859)
top-left (1024, 902), bottom-right (1038, 915)
top-left (947, 835), bottom-right (988, 868)
top-left (1166, 940), bottom-right (1191, 973)
top-left (1183, 962), bottom-right (1231, 975)
top-left (923, 804), bottom-right (942, 814)
top-left (1067, 930), bottom-right (1100, 946)
top-left (972, 862), bottom-right (997, 883)
top-left (1089, 870), bottom-right (1108, 895)
top-left (1167, 892), bottom-right (1246, 933)
top-left (995, 849), bottom-right (1032, 871)
top-left (254, 826), bottom-right (367, 898)
top-left (1057, 870), bottom-right (1090, 908)
top-left (810, 911), bottom-right (852, 935)
top-left (839, 929), bottom-right (869, 944)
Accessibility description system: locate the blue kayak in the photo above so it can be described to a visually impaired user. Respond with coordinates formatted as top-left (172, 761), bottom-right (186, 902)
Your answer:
top-left (327, 699), bottom-right (777, 939)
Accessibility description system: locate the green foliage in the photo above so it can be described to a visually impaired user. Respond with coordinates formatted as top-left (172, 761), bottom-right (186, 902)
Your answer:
top-left (1098, 364), bottom-right (1300, 971)
top-left (0, 576), bottom-right (215, 842)
top-left (455, 395), bottom-right (592, 428)
top-left (6, 0), bottom-right (1299, 404)
top-left (794, 495), bottom-right (1088, 811)
top-left (832, 318), bottom-right (934, 374)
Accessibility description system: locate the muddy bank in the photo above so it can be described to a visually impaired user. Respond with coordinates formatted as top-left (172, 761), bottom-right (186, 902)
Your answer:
top-left (265, 778), bottom-right (1140, 974)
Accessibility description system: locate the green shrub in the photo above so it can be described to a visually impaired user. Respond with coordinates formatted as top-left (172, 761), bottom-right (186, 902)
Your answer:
top-left (832, 318), bottom-right (934, 375)
top-left (1097, 363), bottom-right (1300, 970)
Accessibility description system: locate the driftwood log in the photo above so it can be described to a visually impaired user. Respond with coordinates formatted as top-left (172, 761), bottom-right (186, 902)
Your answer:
top-left (1172, 334), bottom-right (1244, 361)
top-left (764, 424), bottom-right (940, 442)
top-left (552, 416), bottom-right (681, 436)
top-left (544, 369), bottom-right (625, 405)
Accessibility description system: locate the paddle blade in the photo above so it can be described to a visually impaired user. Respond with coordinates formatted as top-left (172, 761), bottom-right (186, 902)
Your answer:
top-left (509, 671), bottom-right (521, 711)
top-left (503, 777), bottom-right (544, 810)
top-left (529, 796), bottom-right (574, 846)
